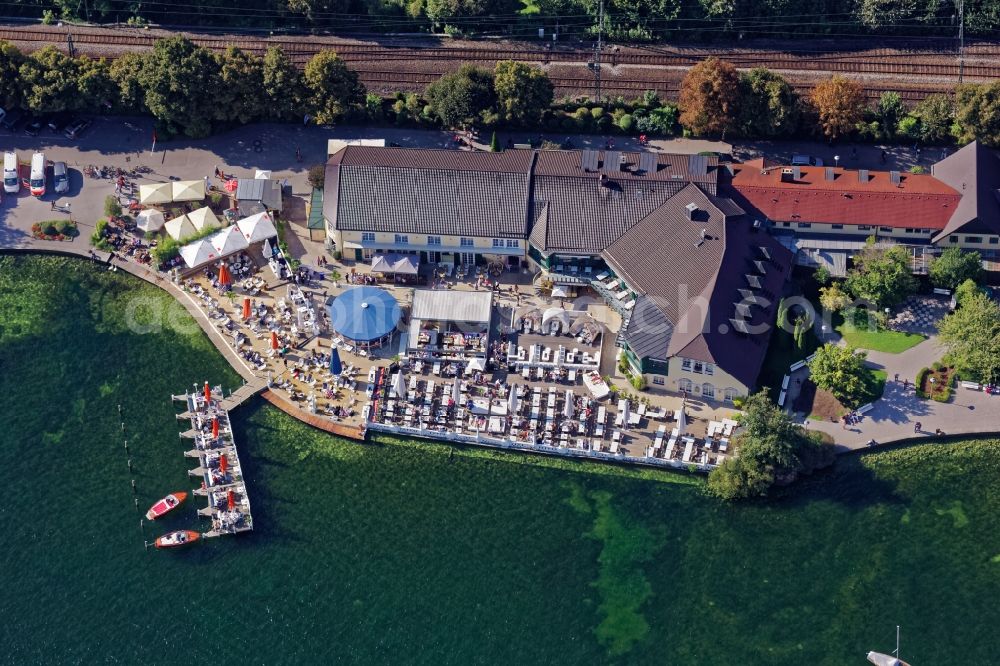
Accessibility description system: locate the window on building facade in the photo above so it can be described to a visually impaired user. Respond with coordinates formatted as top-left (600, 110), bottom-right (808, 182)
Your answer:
top-left (361, 232), bottom-right (375, 243)
top-left (702, 383), bottom-right (715, 399)
top-left (879, 226), bottom-right (893, 233)
top-left (678, 378), bottom-right (693, 393)
top-left (427, 236), bottom-right (441, 246)
top-left (724, 388), bottom-right (737, 403)
top-left (693, 361), bottom-right (705, 374)
top-left (990, 237), bottom-right (999, 245)
top-left (966, 236), bottom-right (982, 244)
top-left (460, 237), bottom-right (474, 247)
top-left (858, 225), bottom-right (872, 230)
top-left (832, 224), bottom-right (844, 229)
top-left (492, 239), bottom-right (504, 248)
top-left (652, 376), bottom-right (665, 385)
top-left (506, 239), bottom-right (519, 248)
top-left (394, 234), bottom-right (408, 245)
top-left (705, 363), bottom-right (714, 376)
top-left (781, 222), bottom-right (791, 227)
top-left (949, 236), bottom-right (958, 243)
top-left (797, 222), bottom-right (812, 228)
top-left (681, 358), bottom-right (692, 371)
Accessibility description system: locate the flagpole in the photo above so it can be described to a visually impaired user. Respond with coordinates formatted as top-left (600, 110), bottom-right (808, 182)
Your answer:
top-left (150, 130), bottom-right (157, 155)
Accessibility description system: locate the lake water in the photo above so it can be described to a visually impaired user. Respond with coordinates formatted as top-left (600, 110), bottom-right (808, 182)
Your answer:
top-left (2, 255), bottom-right (999, 665)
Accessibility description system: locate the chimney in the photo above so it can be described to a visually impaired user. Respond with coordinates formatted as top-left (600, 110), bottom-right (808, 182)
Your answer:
top-left (685, 202), bottom-right (699, 220)
top-left (858, 169), bottom-right (870, 183)
top-left (780, 168), bottom-right (794, 183)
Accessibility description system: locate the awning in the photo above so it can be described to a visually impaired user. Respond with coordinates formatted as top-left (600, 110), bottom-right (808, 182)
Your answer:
top-left (237, 212), bottom-right (278, 243)
top-left (135, 209), bottom-right (165, 233)
top-left (371, 254), bottom-right (419, 275)
top-left (210, 225), bottom-right (250, 256)
top-left (164, 214), bottom-right (196, 241)
top-left (187, 206), bottom-right (220, 231)
top-left (171, 179), bottom-right (206, 202)
top-left (179, 239), bottom-right (218, 268)
top-left (138, 182), bottom-right (171, 204)
top-left (551, 285), bottom-right (569, 298)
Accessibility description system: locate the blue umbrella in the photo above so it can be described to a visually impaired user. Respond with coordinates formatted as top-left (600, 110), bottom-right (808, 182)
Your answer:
top-left (329, 346), bottom-right (343, 375)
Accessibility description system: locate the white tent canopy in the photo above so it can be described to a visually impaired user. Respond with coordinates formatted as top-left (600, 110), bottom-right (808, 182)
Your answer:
top-left (210, 225), bottom-right (250, 256)
top-left (467, 357), bottom-right (486, 373)
top-left (187, 206), bottom-right (220, 232)
top-left (237, 212), bottom-right (278, 243)
top-left (254, 169), bottom-right (272, 179)
top-left (542, 308), bottom-right (570, 331)
top-left (138, 182), bottom-right (171, 204)
top-left (135, 209), bottom-right (165, 233)
top-left (171, 179), bottom-right (206, 202)
top-left (165, 214), bottom-right (197, 241)
top-left (179, 239), bottom-right (219, 269)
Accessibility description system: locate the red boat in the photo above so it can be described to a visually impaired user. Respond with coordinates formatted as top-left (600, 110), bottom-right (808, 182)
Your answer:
top-left (145, 492), bottom-right (188, 520)
top-left (154, 530), bottom-right (201, 549)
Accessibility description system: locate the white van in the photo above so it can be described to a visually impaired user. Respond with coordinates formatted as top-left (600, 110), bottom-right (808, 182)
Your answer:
top-left (3, 151), bottom-right (18, 194)
top-left (29, 152), bottom-right (45, 196)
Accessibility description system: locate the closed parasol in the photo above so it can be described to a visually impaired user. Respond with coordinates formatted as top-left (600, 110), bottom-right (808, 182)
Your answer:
top-left (219, 454), bottom-right (228, 474)
top-left (227, 489), bottom-right (235, 511)
top-left (212, 418), bottom-right (219, 438)
top-left (203, 381), bottom-right (211, 403)
top-left (218, 263), bottom-right (231, 286)
top-left (270, 331), bottom-right (279, 350)
top-left (242, 297), bottom-right (251, 320)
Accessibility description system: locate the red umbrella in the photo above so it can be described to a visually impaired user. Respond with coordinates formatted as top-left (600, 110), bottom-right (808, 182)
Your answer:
top-left (224, 178), bottom-right (238, 193)
top-left (242, 297), bottom-right (251, 320)
top-left (212, 418), bottom-right (219, 438)
top-left (219, 454), bottom-right (228, 474)
top-left (218, 263), bottom-right (231, 286)
top-left (227, 489), bottom-right (235, 511)
top-left (203, 381), bottom-right (211, 403)
top-left (270, 331), bottom-right (279, 350)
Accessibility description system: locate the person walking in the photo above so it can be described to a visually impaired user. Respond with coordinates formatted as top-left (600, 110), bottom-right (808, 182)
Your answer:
top-left (914, 421), bottom-right (922, 433)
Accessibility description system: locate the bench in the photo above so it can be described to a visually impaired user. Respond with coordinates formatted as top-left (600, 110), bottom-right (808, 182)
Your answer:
top-left (789, 360), bottom-right (807, 372)
top-left (961, 380), bottom-right (981, 391)
top-left (857, 403), bottom-right (874, 415)
top-left (933, 287), bottom-right (951, 296)
top-left (778, 390), bottom-right (787, 407)
top-left (781, 374), bottom-right (790, 390)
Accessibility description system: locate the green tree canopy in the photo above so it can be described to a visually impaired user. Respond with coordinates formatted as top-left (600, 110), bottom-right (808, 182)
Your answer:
top-left (737, 67), bottom-right (798, 137)
top-left (954, 278), bottom-right (982, 308)
top-left (954, 82), bottom-right (1000, 147)
top-left (845, 240), bottom-right (918, 309)
top-left (929, 247), bottom-right (983, 291)
top-left (262, 47), bottom-right (305, 121)
top-left (819, 283), bottom-right (852, 312)
top-left (679, 57), bottom-right (740, 137)
top-left (109, 52), bottom-right (148, 112)
top-left (19, 46), bottom-right (81, 113)
top-left (137, 36), bottom-right (221, 137)
top-left (938, 291), bottom-right (1000, 383)
top-left (425, 64), bottom-right (495, 128)
top-left (303, 50), bottom-right (365, 126)
top-left (215, 47), bottom-right (265, 125)
top-left (874, 91), bottom-right (904, 140)
top-left (493, 60), bottom-right (553, 126)
top-left (911, 93), bottom-right (953, 143)
top-left (0, 40), bottom-right (25, 110)
top-left (808, 344), bottom-right (869, 407)
top-left (706, 391), bottom-right (831, 500)
top-left (76, 56), bottom-right (115, 112)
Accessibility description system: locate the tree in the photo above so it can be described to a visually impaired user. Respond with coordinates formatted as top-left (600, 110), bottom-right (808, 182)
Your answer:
top-left (19, 46), bottom-right (81, 113)
top-left (262, 47), bottom-right (305, 121)
top-left (911, 93), bottom-right (953, 143)
top-left (737, 67), bottom-right (797, 137)
top-left (810, 75), bottom-right (865, 140)
top-left (137, 36), bottom-right (221, 137)
top-left (76, 56), bottom-right (115, 112)
top-left (215, 47), bottom-right (265, 125)
top-left (808, 344), bottom-right (869, 407)
top-left (706, 391), bottom-right (830, 500)
top-left (874, 91), bottom-right (904, 141)
top-left (954, 82), bottom-right (1000, 147)
top-left (954, 278), bottom-right (981, 308)
top-left (303, 50), bottom-right (365, 126)
top-left (819, 283), bottom-right (851, 313)
top-left (0, 40), bottom-right (25, 110)
top-left (425, 64), bottom-right (495, 128)
top-left (793, 316), bottom-right (807, 351)
top-left (929, 247), bottom-right (983, 291)
top-left (938, 291), bottom-right (1000, 383)
top-left (489, 130), bottom-right (499, 152)
top-left (109, 52), bottom-right (148, 112)
top-left (307, 163), bottom-right (326, 189)
top-left (678, 57), bottom-right (740, 137)
top-left (493, 60), bottom-right (553, 126)
top-left (845, 240), bottom-right (917, 309)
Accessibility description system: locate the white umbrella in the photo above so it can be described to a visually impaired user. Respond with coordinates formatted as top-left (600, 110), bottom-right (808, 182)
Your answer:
top-left (237, 212), bottom-right (278, 243)
top-left (392, 371), bottom-right (406, 399)
top-left (136, 209), bottom-right (165, 233)
top-left (296, 307), bottom-right (304, 330)
top-left (179, 238), bottom-right (218, 268)
top-left (452, 380), bottom-right (461, 403)
top-left (187, 206), bottom-right (220, 231)
top-left (563, 390), bottom-right (574, 418)
top-left (468, 356), bottom-right (485, 372)
top-left (676, 408), bottom-right (687, 436)
top-left (619, 399), bottom-right (630, 432)
top-left (138, 182), bottom-right (171, 204)
top-left (210, 225), bottom-right (250, 256)
top-left (171, 179), bottom-right (206, 202)
top-left (262, 238), bottom-right (273, 260)
top-left (165, 214), bottom-right (197, 241)
top-left (266, 371), bottom-right (272, 387)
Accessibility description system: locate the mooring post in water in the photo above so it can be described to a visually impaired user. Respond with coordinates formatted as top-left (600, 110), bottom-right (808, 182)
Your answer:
top-left (131, 479), bottom-right (136, 494)
top-left (134, 498), bottom-right (139, 512)
top-left (127, 458), bottom-right (133, 472)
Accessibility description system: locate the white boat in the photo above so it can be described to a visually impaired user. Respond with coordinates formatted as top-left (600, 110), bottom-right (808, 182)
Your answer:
top-left (867, 626), bottom-right (911, 666)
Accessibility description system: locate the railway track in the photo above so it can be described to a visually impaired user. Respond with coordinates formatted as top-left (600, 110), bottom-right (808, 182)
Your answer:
top-left (0, 24), bottom-right (993, 104)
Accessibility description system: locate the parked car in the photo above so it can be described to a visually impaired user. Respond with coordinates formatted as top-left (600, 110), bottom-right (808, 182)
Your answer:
top-left (47, 112), bottom-right (72, 133)
top-left (64, 117), bottom-right (92, 139)
top-left (24, 117), bottom-right (44, 136)
top-left (791, 154), bottom-right (823, 167)
top-left (3, 151), bottom-right (18, 194)
top-left (29, 152), bottom-right (46, 196)
top-left (53, 161), bottom-right (69, 194)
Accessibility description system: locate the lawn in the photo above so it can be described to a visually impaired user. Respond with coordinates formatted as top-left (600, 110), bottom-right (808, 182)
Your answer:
top-left (835, 321), bottom-right (925, 353)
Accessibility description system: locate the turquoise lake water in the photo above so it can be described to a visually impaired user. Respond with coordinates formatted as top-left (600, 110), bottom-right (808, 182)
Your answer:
top-left (2, 255), bottom-right (999, 665)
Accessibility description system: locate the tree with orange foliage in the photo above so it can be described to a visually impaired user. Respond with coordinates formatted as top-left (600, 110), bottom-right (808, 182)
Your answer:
top-left (678, 57), bottom-right (740, 137)
top-left (810, 75), bottom-right (865, 140)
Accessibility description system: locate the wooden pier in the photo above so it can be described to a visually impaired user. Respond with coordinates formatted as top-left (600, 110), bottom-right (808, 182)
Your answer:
top-left (173, 385), bottom-right (254, 539)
